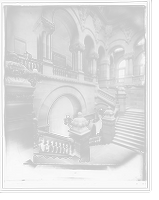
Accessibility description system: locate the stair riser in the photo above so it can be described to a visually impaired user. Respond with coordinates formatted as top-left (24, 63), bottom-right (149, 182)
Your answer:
top-left (115, 128), bottom-right (145, 136)
top-left (116, 122), bottom-right (145, 129)
top-left (118, 119), bottom-right (145, 126)
top-left (115, 131), bottom-right (145, 139)
top-left (114, 135), bottom-right (144, 144)
top-left (119, 117), bottom-right (144, 122)
top-left (112, 141), bottom-right (144, 152)
top-left (113, 138), bottom-right (144, 148)
top-left (116, 125), bottom-right (144, 133)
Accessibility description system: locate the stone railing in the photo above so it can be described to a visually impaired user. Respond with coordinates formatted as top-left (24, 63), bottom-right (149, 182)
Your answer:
top-left (89, 134), bottom-right (102, 145)
top-left (18, 55), bottom-right (41, 72)
top-left (52, 65), bottom-right (78, 79)
top-left (99, 75), bottom-right (145, 87)
top-left (98, 88), bottom-right (116, 105)
top-left (39, 130), bottom-right (75, 156)
top-left (84, 74), bottom-right (93, 82)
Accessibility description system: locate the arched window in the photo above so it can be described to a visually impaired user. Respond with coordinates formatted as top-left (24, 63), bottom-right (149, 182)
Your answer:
top-left (118, 59), bottom-right (126, 80)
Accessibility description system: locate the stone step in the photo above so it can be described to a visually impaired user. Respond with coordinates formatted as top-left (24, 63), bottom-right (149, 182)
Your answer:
top-left (119, 116), bottom-right (144, 122)
top-left (115, 130), bottom-right (145, 139)
top-left (113, 136), bottom-right (144, 147)
top-left (120, 114), bottom-right (145, 121)
top-left (116, 120), bottom-right (145, 129)
top-left (112, 140), bottom-right (143, 151)
top-left (123, 114), bottom-right (145, 119)
top-left (115, 124), bottom-right (145, 133)
top-left (118, 118), bottom-right (145, 125)
top-left (114, 133), bottom-right (144, 144)
top-left (115, 127), bottom-right (145, 136)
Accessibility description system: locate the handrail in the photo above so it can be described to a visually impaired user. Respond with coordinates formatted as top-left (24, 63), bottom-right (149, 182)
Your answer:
top-left (98, 88), bottom-right (116, 103)
top-left (38, 130), bottom-right (75, 156)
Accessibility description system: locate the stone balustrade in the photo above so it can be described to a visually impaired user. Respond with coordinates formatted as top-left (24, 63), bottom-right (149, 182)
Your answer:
top-left (18, 55), bottom-right (41, 72)
top-left (39, 131), bottom-right (75, 156)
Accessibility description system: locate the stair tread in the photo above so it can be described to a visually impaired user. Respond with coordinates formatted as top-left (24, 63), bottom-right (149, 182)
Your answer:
top-left (113, 137), bottom-right (144, 147)
top-left (114, 137), bottom-right (142, 146)
top-left (120, 115), bottom-right (145, 121)
top-left (116, 121), bottom-right (145, 129)
top-left (118, 119), bottom-right (145, 125)
top-left (115, 133), bottom-right (144, 143)
top-left (115, 124), bottom-right (145, 132)
top-left (115, 130), bottom-right (145, 139)
top-left (116, 127), bottom-right (145, 135)
top-left (112, 141), bottom-right (143, 151)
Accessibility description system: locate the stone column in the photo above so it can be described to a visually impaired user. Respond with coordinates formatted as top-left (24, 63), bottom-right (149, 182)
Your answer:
top-left (4, 52), bottom-right (35, 171)
top-left (98, 59), bottom-right (110, 80)
top-left (89, 52), bottom-right (99, 83)
top-left (68, 112), bottom-right (91, 162)
top-left (33, 17), bottom-right (55, 72)
top-left (100, 107), bottom-right (116, 144)
top-left (69, 43), bottom-right (86, 73)
top-left (116, 87), bottom-right (127, 113)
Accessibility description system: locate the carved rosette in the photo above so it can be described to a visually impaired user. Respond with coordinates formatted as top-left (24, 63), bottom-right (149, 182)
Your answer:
top-left (121, 26), bottom-right (133, 44)
top-left (69, 43), bottom-right (85, 52)
top-left (78, 7), bottom-right (90, 31)
top-left (34, 16), bottom-right (55, 34)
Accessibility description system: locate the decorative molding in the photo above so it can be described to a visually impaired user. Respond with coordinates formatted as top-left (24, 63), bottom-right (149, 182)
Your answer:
top-left (69, 42), bottom-right (85, 52)
top-left (5, 93), bottom-right (33, 102)
top-left (121, 25), bottom-right (133, 44)
top-left (78, 7), bottom-right (90, 31)
top-left (124, 52), bottom-right (134, 59)
top-left (33, 16), bottom-right (55, 34)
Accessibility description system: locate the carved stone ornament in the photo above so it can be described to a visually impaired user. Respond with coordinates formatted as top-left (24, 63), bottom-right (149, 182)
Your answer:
top-left (69, 43), bottom-right (85, 52)
top-left (5, 61), bottom-right (31, 86)
top-left (93, 15), bottom-right (103, 34)
top-left (119, 18), bottom-right (134, 43)
top-left (70, 112), bottom-right (89, 133)
top-left (33, 16), bottom-right (55, 34)
top-left (104, 25), bottom-right (113, 39)
top-left (78, 7), bottom-right (90, 30)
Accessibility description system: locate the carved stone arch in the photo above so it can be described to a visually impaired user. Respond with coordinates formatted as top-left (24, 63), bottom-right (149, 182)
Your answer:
top-left (37, 86), bottom-right (87, 127)
top-left (52, 8), bottom-right (80, 44)
top-left (82, 28), bottom-right (97, 50)
top-left (108, 40), bottom-right (126, 56)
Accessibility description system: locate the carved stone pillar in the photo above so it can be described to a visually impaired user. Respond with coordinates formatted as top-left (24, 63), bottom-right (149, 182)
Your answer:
top-left (4, 52), bottom-right (34, 170)
top-left (68, 112), bottom-right (91, 162)
top-left (69, 43), bottom-right (86, 72)
top-left (89, 52), bottom-right (99, 83)
top-left (98, 59), bottom-right (110, 80)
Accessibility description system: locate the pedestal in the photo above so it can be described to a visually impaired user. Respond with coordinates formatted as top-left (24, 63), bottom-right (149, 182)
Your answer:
top-left (117, 88), bottom-right (127, 113)
top-left (69, 130), bottom-right (91, 162)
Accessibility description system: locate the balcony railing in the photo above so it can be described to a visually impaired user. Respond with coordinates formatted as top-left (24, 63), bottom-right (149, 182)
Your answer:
top-left (52, 65), bottom-right (78, 79)
top-left (99, 75), bottom-right (145, 87)
top-left (18, 55), bottom-right (41, 72)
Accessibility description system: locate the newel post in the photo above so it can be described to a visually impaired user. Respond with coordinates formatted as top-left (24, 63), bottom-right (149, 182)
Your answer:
top-left (68, 112), bottom-right (91, 162)
top-left (100, 107), bottom-right (116, 144)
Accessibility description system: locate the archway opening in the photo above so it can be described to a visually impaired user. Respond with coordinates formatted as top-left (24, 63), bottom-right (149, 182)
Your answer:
top-left (52, 9), bottom-right (79, 69)
top-left (48, 95), bottom-right (81, 137)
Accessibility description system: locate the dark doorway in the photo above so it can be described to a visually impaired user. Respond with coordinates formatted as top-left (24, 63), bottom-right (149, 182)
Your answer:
top-left (48, 95), bottom-right (80, 137)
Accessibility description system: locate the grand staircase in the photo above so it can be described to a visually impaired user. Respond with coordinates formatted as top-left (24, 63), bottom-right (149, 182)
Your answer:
top-left (112, 109), bottom-right (145, 153)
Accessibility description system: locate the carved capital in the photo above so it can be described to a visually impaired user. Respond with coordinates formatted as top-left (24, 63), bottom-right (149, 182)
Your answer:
top-left (69, 43), bottom-right (85, 52)
top-left (33, 16), bottom-right (55, 34)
